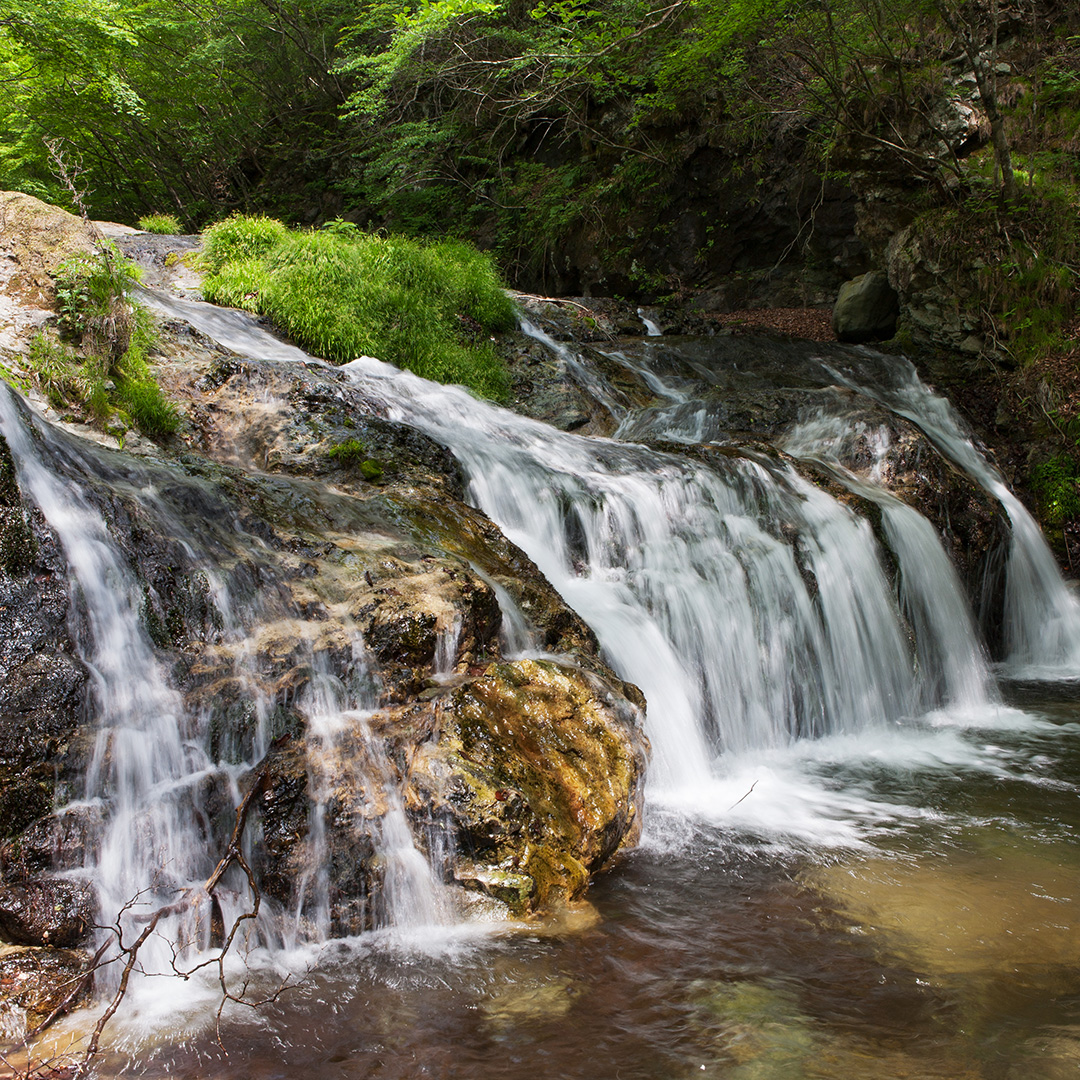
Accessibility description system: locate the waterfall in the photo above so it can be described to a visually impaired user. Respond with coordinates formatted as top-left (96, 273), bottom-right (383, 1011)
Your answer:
top-left (0, 385), bottom-right (211, 982)
top-left (0, 381), bottom-right (446, 988)
top-left (295, 656), bottom-right (447, 942)
top-left (783, 412), bottom-right (995, 711)
top-left (823, 352), bottom-right (1080, 678)
top-left (133, 288), bottom-right (1043, 797)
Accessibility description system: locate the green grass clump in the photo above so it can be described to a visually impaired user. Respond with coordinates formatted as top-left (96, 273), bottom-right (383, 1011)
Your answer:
top-left (202, 215), bottom-right (289, 273)
top-left (200, 217), bottom-right (517, 400)
top-left (32, 245), bottom-right (180, 440)
top-left (138, 213), bottom-right (184, 234)
top-left (201, 257), bottom-right (272, 313)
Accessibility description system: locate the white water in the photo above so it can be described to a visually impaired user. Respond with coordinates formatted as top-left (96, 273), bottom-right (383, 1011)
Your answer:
top-left (0, 386), bottom-right (210, 983)
top-left (133, 291), bottom-right (1049, 802)
top-left (296, 655), bottom-right (447, 942)
top-left (0, 379), bottom-right (445, 996)
top-left (11, 284), bottom-right (1080, 1015)
top-left (824, 353), bottom-right (1080, 677)
top-left (783, 412), bottom-right (996, 712)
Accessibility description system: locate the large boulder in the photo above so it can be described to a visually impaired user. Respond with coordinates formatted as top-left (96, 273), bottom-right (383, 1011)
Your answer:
top-left (832, 270), bottom-right (900, 343)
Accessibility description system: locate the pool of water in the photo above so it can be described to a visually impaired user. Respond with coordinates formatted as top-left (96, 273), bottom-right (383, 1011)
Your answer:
top-left (54, 686), bottom-right (1078, 1080)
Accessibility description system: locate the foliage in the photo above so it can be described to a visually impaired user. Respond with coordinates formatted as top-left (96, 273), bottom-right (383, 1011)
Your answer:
top-left (27, 330), bottom-right (180, 438)
top-left (0, 0), bottom-right (353, 222)
top-left (30, 247), bottom-right (179, 437)
top-left (54, 247), bottom-right (145, 360)
top-left (1031, 454), bottom-right (1080, 527)
top-left (202, 216), bottom-right (517, 399)
top-left (138, 213), bottom-right (184, 234)
top-left (201, 214), bottom-right (289, 272)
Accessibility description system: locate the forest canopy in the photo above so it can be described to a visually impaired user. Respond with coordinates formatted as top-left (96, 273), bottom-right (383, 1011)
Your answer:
top-left (1, 0), bottom-right (1077, 282)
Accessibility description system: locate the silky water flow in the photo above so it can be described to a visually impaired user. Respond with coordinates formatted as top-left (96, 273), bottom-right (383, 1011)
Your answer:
top-left (6, 290), bottom-right (1080, 1077)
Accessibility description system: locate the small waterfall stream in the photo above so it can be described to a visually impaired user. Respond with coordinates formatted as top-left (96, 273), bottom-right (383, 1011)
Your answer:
top-left (7, 288), bottom-right (1080, 1076)
top-left (821, 352), bottom-right (1080, 676)
top-left (0, 386), bottom-right (210, 983)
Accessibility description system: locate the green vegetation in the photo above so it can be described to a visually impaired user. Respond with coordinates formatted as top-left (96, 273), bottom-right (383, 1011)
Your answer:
top-left (27, 249), bottom-right (179, 438)
top-left (327, 438), bottom-right (384, 481)
top-left (202, 216), bottom-right (517, 398)
top-left (1, 0), bottom-right (1077, 363)
top-left (1031, 454), bottom-right (1080, 528)
top-left (138, 213), bottom-right (184, 234)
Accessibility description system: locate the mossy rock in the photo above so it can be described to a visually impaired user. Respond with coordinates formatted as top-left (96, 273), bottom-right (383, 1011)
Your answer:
top-left (409, 658), bottom-right (649, 913)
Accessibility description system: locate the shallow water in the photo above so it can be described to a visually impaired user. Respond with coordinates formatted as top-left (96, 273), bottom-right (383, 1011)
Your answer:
top-left (48, 687), bottom-right (1072, 1080)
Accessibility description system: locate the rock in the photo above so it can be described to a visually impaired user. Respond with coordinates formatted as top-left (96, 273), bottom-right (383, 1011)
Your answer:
top-left (0, 878), bottom-right (94, 946)
top-left (0, 944), bottom-right (90, 1035)
top-left (0, 191), bottom-right (96, 354)
top-left (832, 271), bottom-right (899, 343)
top-left (251, 658), bottom-right (647, 927)
top-left (408, 658), bottom-right (649, 913)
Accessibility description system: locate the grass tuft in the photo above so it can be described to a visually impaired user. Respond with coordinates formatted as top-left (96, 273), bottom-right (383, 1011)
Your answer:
top-left (200, 217), bottom-right (516, 399)
top-left (138, 213), bottom-right (184, 234)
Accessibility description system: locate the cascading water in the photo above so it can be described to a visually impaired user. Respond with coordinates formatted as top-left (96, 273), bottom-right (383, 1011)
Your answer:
top-left (782, 411), bottom-right (996, 712)
top-left (821, 351), bottom-right (1080, 677)
top-left (135, 291), bottom-right (1004, 802)
top-left (0, 376), bottom-right (450, 1004)
top-left (0, 385), bottom-right (212, 983)
top-left (8, 281), bottom-right (1080, 1077)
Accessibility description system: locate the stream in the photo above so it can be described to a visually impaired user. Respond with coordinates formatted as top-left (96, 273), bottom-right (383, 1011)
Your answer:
top-left (6, 293), bottom-right (1080, 1078)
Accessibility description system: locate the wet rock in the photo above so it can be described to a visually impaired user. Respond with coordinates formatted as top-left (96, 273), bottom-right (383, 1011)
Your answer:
top-left (832, 271), bottom-right (899, 343)
top-left (251, 659), bottom-right (647, 926)
top-left (0, 805), bottom-right (103, 881)
top-left (409, 658), bottom-right (649, 913)
top-left (0, 944), bottom-right (90, 1035)
top-left (0, 436), bottom-right (89, 846)
top-left (0, 878), bottom-right (94, 946)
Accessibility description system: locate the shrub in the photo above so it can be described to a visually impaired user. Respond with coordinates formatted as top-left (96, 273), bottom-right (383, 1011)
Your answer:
top-left (138, 213), bottom-right (184, 234)
top-left (35, 246), bottom-right (181, 440)
top-left (54, 248), bottom-right (145, 361)
top-left (201, 217), bottom-right (517, 399)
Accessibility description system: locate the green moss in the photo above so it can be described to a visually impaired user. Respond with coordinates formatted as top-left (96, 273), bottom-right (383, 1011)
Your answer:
top-left (1030, 454), bottom-right (1080, 527)
top-left (327, 438), bottom-right (385, 483)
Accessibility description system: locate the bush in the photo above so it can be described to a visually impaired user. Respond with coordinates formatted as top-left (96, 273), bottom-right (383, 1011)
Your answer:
top-left (54, 248), bottom-right (145, 361)
top-left (138, 213), bottom-right (184, 234)
top-left (200, 217), bottom-right (517, 399)
top-left (35, 246), bottom-right (181, 440)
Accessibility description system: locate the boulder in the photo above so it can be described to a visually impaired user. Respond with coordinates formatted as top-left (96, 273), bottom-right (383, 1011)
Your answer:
top-left (0, 944), bottom-right (90, 1036)
top-left (832, 270), bottom-right (900, 343)
top-left (0, 878), bottom-right (94, 947)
